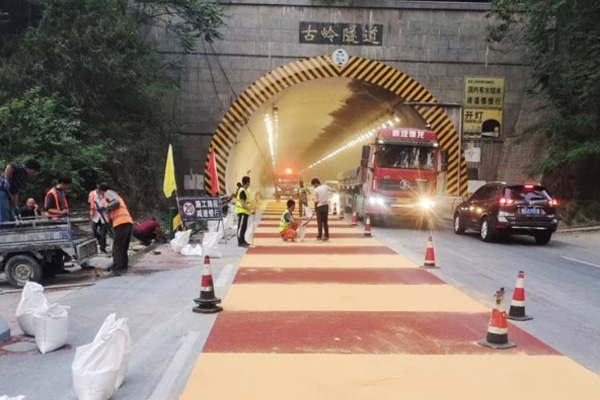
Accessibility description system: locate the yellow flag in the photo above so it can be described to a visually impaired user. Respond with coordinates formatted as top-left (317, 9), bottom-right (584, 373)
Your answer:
top-left (172, 213), bottom-right (181, 231)
top-left (163, 144), bottom-right (177, 198)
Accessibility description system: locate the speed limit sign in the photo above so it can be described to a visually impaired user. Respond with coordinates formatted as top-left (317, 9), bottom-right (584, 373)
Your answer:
top-left (181, 201), bottom-right (196, 217)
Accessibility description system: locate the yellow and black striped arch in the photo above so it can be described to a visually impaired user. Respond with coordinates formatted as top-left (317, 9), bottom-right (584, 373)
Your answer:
top-left (205, 55), bottom-right (468, 197)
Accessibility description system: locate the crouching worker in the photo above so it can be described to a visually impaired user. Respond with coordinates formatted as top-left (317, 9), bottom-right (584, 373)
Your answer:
top-left (279, 199), bottom-right (301, 241)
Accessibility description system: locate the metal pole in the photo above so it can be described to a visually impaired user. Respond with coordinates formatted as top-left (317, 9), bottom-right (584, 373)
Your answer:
top-left (458, 105), bottom-right (463, 198)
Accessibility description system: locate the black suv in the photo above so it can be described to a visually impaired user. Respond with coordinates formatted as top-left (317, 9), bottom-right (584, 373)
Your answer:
top-left (453, 182), bottom-right (559, 244)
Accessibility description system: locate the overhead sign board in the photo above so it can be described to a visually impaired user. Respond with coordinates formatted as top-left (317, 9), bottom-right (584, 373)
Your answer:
top-left (299, 22), bottom-right (383, 46)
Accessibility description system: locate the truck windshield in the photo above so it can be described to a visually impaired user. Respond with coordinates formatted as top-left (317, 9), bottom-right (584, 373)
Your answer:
top-left (377, 145), bottom-right (435, 170)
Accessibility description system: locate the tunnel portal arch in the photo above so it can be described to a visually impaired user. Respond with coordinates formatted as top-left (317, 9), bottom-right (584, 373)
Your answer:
top-left (205, 55), bottom-right (467, 197)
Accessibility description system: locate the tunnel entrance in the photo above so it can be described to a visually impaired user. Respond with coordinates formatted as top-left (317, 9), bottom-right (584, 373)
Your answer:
top-left (205, 55), bottom-right (467, 197)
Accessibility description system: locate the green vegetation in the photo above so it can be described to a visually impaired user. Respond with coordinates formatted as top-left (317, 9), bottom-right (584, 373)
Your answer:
top-left (0, 0), bottom-right (223, 211)
top-left (488, 0), bottom-right (600, 224)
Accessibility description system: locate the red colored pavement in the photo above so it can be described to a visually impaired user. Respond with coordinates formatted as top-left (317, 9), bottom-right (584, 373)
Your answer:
top-left (234, 268), bottom-right (445, 285)
top-left (203, 311), bottom-right (559, 355)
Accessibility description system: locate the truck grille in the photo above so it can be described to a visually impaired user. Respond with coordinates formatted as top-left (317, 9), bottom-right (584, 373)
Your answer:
top-left (379, 179), bottom-right (429, 192)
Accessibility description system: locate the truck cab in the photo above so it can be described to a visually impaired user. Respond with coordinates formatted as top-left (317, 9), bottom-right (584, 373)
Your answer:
top-left (274, 168), bottom-right (298, 200)
top-left (344, 128), bottom-right (447, 222)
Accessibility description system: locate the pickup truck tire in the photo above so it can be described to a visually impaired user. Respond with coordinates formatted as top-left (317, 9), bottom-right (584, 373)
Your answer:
top-left (5, 254), bottom-right (43, 287)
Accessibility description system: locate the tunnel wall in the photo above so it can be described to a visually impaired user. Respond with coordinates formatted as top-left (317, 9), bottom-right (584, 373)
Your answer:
top-left (152, 1), bottom-right (530, 195)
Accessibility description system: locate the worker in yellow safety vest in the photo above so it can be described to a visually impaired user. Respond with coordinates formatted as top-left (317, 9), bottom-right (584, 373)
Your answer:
top-left (44, 175), bottom-right (72, 218)
top-left (279, 199), bottom-right (304, 241)
top-left (297, 180), bottom-right (308, 217)
top-left (97, 182), bottom-right (133, 276)
top-left (235, 176), bottom-right (254, 247)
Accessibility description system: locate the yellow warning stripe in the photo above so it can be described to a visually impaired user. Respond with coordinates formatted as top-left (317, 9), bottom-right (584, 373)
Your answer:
top-left (377, 70), bottom-right (402, 89)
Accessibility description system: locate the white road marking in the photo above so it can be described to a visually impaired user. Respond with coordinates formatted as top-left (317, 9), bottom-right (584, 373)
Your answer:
top-left (147, 331), bottom-right (201, 400)
top-left (560, 256), bottom-right (600, 269)
top-left (215, 263), bottom-right (234, 287)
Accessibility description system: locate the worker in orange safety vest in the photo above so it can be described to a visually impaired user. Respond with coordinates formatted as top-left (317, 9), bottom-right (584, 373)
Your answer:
top-left (97, 182), bottom-right (133, 276)
top-left (44, 175), bottom-right (72, 218)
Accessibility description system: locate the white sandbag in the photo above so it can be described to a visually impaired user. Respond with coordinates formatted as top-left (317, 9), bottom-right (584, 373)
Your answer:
top-left (223, 212), bottom-right (234, 231)
top-left (72, 315), bottom-right (130, 400)
top-left (0, 396), bottom-right (26, 400)
top-left (207, 220), bottom-right (224, 239)
top-left (181, 244), bottom-right (204, 257)
top-left (202, 232), bottom-right (222, 258)
top-left (244, 215), bottom-right (255, 244)
top-left (294, 223), bottom-right (307, 243)
top-left (304, 205), bottom-right (314, 219)
top-left (33, 303), bottom-right (70, 354)
top-left (16, 282), bottom-right (48, 336)
top-left (169, 230), bottom-right (191, 253)
top-left (93, 314), bottom-right (131, 389)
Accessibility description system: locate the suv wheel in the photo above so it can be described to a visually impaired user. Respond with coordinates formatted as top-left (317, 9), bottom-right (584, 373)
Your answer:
top-left (534, 232), bottom-right (552, 245)
top-left (480, 217), bottom-right (495, 242)
top-left (454, 213), bottom-right (465, 234)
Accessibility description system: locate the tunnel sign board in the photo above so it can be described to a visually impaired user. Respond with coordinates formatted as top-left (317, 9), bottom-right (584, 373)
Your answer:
top-left (463, 77), bottom-right (505, 108)
top-left (463, 109), bottom-right (503, 138)
top-left (178, 197), bottom-right (222, 221)
top-left (299, 22), bottom-right (383, 46)
top-left (462, 77), bottom-right (505, 138)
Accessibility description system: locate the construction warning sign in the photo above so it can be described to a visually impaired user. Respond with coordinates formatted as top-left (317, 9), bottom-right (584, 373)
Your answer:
top-left (178, 197), bottom-right (222, 221)
top-left (463, 109), bottom-right (503, 138)
top-left (463, 77), bottom-right (505, 109)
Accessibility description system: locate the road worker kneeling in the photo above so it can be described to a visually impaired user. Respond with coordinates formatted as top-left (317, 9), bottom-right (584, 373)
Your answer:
top-left (279, 199), bottom-right (308, 241)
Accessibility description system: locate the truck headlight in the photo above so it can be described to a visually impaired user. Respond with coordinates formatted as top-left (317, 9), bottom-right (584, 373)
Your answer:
top-left (420, 199), bottom-right (435, 209)
top-left (368, 196), bottom-right (385, 205)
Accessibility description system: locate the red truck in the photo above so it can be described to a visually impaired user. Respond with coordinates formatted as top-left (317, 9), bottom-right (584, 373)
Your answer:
top-left (339, 128), bottom-right (447, 224)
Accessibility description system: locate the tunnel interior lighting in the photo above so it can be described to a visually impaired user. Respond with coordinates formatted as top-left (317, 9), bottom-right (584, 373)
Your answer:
top-left (300, 115), bottom-right (400, 173)
top-left (264, 114), bottom-right (276, 172)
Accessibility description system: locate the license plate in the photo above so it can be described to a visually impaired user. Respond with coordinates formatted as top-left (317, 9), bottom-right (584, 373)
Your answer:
top-left (396, 198), bottom-right (411, 204)
top-left (522, 208), bottom-right (540, 215)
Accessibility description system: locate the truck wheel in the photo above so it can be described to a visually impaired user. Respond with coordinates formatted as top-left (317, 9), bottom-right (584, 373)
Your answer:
top-left (5, 255), bottom-right (43, 288)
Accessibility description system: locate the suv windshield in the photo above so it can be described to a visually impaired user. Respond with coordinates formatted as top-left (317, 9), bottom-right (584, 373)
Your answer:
top-left (377, 145), bottom-right (435, 170)
top-left (504, 186), bottom-right (551, 203)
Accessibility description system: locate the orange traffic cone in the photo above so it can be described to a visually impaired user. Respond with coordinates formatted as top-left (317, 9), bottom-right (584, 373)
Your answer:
top-left (351, 211), bottom-right (357, 226)
top-left (478, 287), bottom-right (516, 349)
top-left (508, 271), bottom-right (532, 321)
top-left (193, 256), bottom-right (223, 314)
top-left (364, 215), bottom-right (372, 237)
top-left (420, 236), bottom-right (439, 269)
top-left (339, 207), bottom-right (344, 220)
